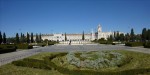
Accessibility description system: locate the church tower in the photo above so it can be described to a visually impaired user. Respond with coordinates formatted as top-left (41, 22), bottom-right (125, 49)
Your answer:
top-left (98, 24), bottom-right (102, 33)
top-left (98, 24), bottom-right (102, 39)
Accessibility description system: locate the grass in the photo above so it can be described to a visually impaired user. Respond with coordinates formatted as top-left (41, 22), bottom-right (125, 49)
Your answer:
top-left (0, 52), bottom-right (64, 75)
top-left (0, 50), bottom-right (150, 75)
top-left (112, 50), bottom-right (150, 71)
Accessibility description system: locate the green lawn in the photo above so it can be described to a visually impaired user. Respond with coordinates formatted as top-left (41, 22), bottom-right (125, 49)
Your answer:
top-left (0, 52), bottom-right (64, 75)
top-left (0, 50), bottom-right (150, 75)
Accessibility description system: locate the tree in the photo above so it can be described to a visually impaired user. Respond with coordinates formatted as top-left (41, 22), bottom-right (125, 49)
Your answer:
top-left (36, 34), bottom-right (39, 43)
top-left (31, 33), bottom-right (34, 43)
top-left (3, 32), bottom-right (6, 43)
top-left (82, 31), bottom-right (85, 41)
top-left (7, 37), bottom-right (15, 43)
top-left (120, 33), bottom-right (125, 41)
top-left (147, 29), bottom-right (150, 41)
top-left (20, 33), bottom-right (23, 43)
top-left (65, 33), bottom-right (67, 41)
top-left (142, 28), bottom-right (147, 42)
top-left (114, 31), bottom-right (116, 41)
top-left (125, 33), bottom-right (130, 42)
top-left (114, 31), bottom-right (120, 41)
top-left (107, 35), bottom-right (113, 41)
top-left (16, 33), bottom-right (20, 43)
top-left (39, 33), bottom-right (42, 43)
top-left (0, 31), bottom-right (2, 44)
top-left (130, 28), bottom-right (134, 42)
top-left (22, 34), bottom-right (25, 43)
top-left (27, 32), bottom-right (30, 43)
top-left (135, 34), bottom-right (142, 42)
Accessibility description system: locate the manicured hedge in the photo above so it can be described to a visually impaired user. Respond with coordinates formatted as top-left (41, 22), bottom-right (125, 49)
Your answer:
top-left (36, 43), bottom-right (46, 47)
top-left (112, 43), bottom-right (116, 45)
top-left (12, 52), bottom-right (150, 75)
top-left (48, 41), bottom-right (57, 45)
top-left (144, 42), bottom-right (150, 48)
top-left (12, 58), bottom-right (51, 70)
top-left (44, 53), bottom-right (150, 75)
top-left (125, 42), bottom-right (143, 47)
top-left (35, 42), bottom-right (56, 47)
top-left (98, 41), bottom-right (113, 44)
top-left (12, 53), bottom-right (67, 70)
top-left (0, 44), bottom-right (16, 53)
top-left (16, 44), bottom-right (33, 49)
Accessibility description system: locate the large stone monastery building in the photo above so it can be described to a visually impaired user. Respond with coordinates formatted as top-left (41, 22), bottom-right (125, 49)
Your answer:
top-left (39, 24), bottom-right (114, 42)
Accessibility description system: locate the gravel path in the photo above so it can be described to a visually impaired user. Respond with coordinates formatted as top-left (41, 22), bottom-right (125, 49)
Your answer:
top-left (0, 44), bottom-right (150, 66)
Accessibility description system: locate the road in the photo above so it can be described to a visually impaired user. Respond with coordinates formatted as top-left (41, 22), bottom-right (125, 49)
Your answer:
top-left (0, 44), bottom-right (150, 66)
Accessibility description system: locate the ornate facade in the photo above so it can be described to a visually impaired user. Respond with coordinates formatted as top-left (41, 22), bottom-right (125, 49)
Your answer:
top-left (38, 24), bottom-right (114, 41)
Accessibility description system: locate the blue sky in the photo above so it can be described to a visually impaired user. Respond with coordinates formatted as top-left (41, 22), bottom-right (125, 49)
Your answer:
top-left (0, 0), bottom-right (150, 37)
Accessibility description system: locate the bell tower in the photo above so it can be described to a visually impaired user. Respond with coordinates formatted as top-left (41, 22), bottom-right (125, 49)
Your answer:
top-left (98, 24), bottom-right (102, 33)
top-left (98, 24), bottom-right (102, 39)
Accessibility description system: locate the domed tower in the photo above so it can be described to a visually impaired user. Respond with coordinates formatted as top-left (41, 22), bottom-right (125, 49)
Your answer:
top-left (98, 24), bottom-right (102, 33)
top-left (98, 24), bottom-right (102, 39)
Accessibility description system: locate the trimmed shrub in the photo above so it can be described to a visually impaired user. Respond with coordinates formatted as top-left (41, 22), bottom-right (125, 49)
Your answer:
top-left (45, 52), bottom-right (67, 60)
top-left (12, 58), bottom-right (51, 70)
top-left (44, 53), bottom-right (150, 75)
top-left (106, 41), bottom-right (113, 44)
top-left (0, 44), bottom-right (16, 53)
top-left (11, 51), bottom-right (150, 75)
top-left (112, 43), bottom-right (116, 45)
top-left (36, 43), bottom-right (46, 47)
top-left (48, 41), bottom-right (57, 45)
top-left (12, 52), bottom-right (150, 75)
top-left (66, 51), bottom-right (127, 69)
top-left (144, 42), bottom-right (150, 48)
top-left (16, 44), bottom-right (33, 49)
top-left (12, 53), bottom-right (67, 70)
top-left (99, 41), bottom-right (107, 44)
top-left (125, 42), bottom-right (143, 47)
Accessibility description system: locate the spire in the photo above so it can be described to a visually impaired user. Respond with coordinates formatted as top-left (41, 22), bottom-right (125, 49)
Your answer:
top-left (98, 24), bottom-right (102, 32)
top-left (98, 24), bottom-right (101, 28)
top-left (91, 28), bottom-right (94, 33)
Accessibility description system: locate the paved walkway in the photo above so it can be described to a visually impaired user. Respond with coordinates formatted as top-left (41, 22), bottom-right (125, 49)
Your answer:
top-left (0, 44), bottom-right (150, 66)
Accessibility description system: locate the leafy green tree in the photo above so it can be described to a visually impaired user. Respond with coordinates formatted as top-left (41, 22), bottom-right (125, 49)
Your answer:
top-left (142, 28), bottom-right (147, 42)
top-left (65, 33), bottom-right (67, 41)
top-left (3, 32), bottom-right (6, 43)
top-left (135, 34), bottom-right (142, 42)
top-left (120, 33), bottom-right (125, 41)
top-left (107, 35), bottom-right (113, 41)
top-left (130, 28), bottom-right (134, 42)
top-left (16, 33), bottom-right (20, 43)
top-left (82, 31), bottom-right (85, 41)
top-left (27, 32), bottom-right (30, 43)
top-left (0, 31), bottom-right (2, 44)
top-left (31, 33), bottom-right (34, 43)
top-left (7, 37), bottom-right (15, 43)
